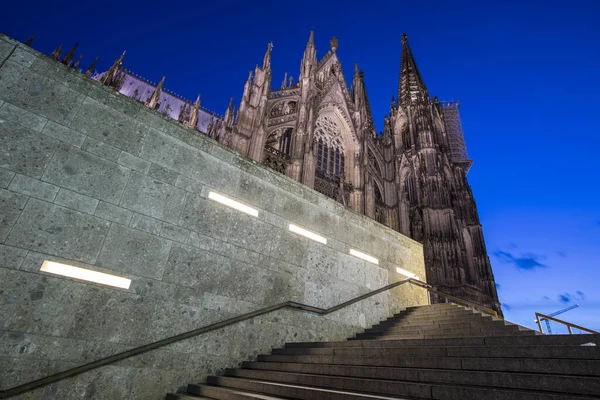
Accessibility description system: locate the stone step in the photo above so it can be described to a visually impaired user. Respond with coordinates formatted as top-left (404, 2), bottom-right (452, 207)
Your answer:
top-left (402, 304), bottom-right (462, 312)
top-left (271, 344), bottom-right (600, 359)
top-left (166, 394), bottom-right (213, 400)
top-left (364, 323), bottom-right (529, 334)
top-left (394, 308), bottom-right (479, 317)
top-left (385, 314), bottom-right (494, 325)
top-left (200, 377), bottom-right (410, 400)
top-left (372, 317), bottom-right (498, 329)
top-left (240, 361), bottom-right (600, 395)
top-left (257, 354), bottom-right (600, 376)
top-left (222, 368), bottom-right (590, 400)
top-left (286, 334), bottom-right (599, 349)
top-left (188, 383), bottom-right (285, 399)
top-left (354, 330), bottom-right (539, 340)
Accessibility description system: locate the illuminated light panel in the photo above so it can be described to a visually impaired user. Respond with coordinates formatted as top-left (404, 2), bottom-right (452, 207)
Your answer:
top-left (349, 249), bottom-right (379, 265)
top-left (289, 224), bottom-right (327, 244)
top-left (396, 267), bottom-right (420, 281)
top-left (40, 260), bottom-right (131, 289)
top-left (208, 191), bottom-right (259, 217)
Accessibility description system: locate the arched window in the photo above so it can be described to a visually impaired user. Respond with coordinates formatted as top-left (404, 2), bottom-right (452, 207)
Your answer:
top-left (279, 128), bottom-right (292, 156)
top-left (314, 116), bottom-right (345, 177)
top-left (403, 172), bottom-right (417, 204)
top-left (374, 184), bottom-right (385, 224)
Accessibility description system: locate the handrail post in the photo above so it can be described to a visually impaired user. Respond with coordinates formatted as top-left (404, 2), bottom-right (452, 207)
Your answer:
top-left (535, 313), bottom-right (544, 334)
top-left (568, 325), bottom-right (573, 334)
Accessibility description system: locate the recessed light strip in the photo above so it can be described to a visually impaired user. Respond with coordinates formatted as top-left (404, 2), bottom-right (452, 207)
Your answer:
top-left (349, 249), bottom-right (379, 265)
top-left (289, 224), bottom-right (327, 244)
top-left (208, 191), bottom-right (259, 217)
top-left (396, 267), bottom-right (420, 281)
top-left (40, 260), bottom-right (132, 289)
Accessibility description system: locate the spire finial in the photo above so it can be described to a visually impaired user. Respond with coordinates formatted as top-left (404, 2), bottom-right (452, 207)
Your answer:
top-left (282, 72), bottom-right (288, 89)
top-left (72, 54), bottom-right (83, 70)
top-left (101, 51), bottom-right (126, 86)
top-left (145, 75), bottom-right (166, 110)
top-left (50, 44), bottom-right (63, 61)
top-left (186, 94), bottom-right (201, 129)
top-left (25, 35), bottom-right (35, 46)
top-left (354, 63), bottom-right (359, 76)
top-left (401, 33), bottom-right (408, 44)
top-left (61, 43), bottom-right (79, 66)
top-left (85, 56), bottom-right (98, 77)
top-left (330, 36), bottom-right (338, 52)
top-left (308, 30), bottom-right (314, 45)
top-left (263, 41), bottom-right (273, 69)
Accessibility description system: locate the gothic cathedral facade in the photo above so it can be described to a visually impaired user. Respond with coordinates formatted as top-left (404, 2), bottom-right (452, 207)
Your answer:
top-left (219, 32), bottom-right (501, 315)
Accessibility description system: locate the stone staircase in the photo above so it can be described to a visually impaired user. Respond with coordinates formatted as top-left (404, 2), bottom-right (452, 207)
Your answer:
top-left (166, 303), bottom-right (600, 399)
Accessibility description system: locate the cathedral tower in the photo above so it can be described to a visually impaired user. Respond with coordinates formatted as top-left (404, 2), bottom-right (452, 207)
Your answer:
top-left (393, 34), bottom-right (501, 314)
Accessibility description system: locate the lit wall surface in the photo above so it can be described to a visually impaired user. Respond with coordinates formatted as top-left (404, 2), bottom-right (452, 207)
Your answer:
top-left (0, 36), bottom-right (426, 399)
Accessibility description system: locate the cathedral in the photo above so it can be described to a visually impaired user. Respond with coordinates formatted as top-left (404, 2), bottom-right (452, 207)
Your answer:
top-left (101, 31), bottom-right (501, 315)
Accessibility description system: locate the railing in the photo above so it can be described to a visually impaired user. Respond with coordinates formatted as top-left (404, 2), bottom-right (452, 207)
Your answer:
top-left (0, 278), bottom-right (498, 399)
top-left (535, 312), bottom-right (599, 335)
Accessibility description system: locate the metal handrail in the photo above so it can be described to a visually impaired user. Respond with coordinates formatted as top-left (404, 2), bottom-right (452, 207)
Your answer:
top-left (535, 312), bottom-right (599, 335)
top-left (0, 278), bottom-right (497, 398)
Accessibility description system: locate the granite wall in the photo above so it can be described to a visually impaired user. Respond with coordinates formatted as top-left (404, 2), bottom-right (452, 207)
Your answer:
top-left (0, 35), bottom-right (427, 399)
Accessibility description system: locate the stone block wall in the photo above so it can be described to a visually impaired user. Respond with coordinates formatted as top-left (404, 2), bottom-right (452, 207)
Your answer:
top-left (0, 35), bottom-right (427, 399)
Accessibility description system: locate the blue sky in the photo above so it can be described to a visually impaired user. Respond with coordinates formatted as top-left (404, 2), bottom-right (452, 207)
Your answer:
top-left (3, 0), bottom-right (599, 332)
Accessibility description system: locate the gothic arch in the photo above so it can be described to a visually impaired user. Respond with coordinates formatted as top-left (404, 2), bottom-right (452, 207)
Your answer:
top-left (373, 175), bottom-right (385, 204)
top-left (314, 107), bottom-right (359, 184)
top-left (314, 115), bottom-right (345, 177)
top-left (268, 99), bottom-right (298, 118)
top-left (368, 147), bottom-right (385, 180)
top-left (373, 179), bottom-right (386, 225)
top-left (265, 127), bottom-right (294, 156)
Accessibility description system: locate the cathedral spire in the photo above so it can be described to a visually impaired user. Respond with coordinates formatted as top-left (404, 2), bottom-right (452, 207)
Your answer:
top-left (85, 56), bottom-right (98, 77)
top-left (224, 97), bottom-right (235, 127)
top-left (398, 33), bottom-right (428, 107)
top-left (72, 54), bottom-right (83, 70)
top-left (50, 44), bottom-right (63, 61)
top-left (145, 75), bottom-right (165, 110)
top-left (263, 42), bottom-right (273, 69)
top-left (61, 43), bottom-right (78, 66)
top-left (186, 94), bottom-right (201, 129)
top-left (307, 30), bottom-right (314, 46)
top-left (301, 31), bottom-right (317, 78)
top-left (101, 51), bottom-right (125, 86)
top-left (242, 70), bottom-right (253, 99)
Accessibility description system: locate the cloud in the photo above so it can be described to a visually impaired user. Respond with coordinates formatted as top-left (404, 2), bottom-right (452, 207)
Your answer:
top-left (494, 250), bottom-right (547, 271)
top-left (543, 296), bottom-right (551, 300)
top-left (501, 303), bottom-right (512, 311)
top-left (556, 251), bottom-right (566, 258)
top-left (558, 294), bottom-right (571, 304)
top-left (558, 291), bottom-right (586, 304)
